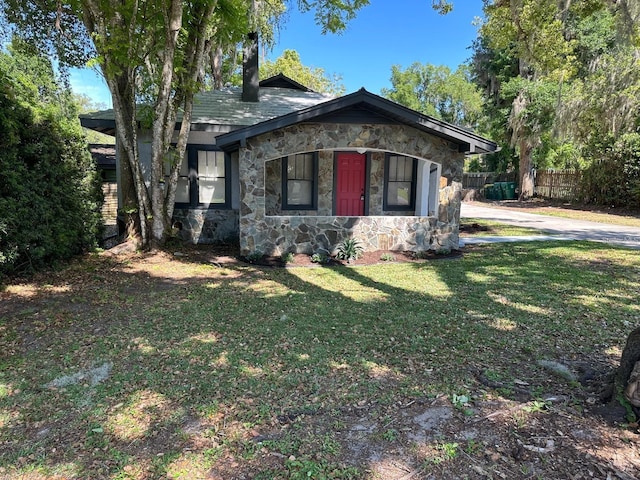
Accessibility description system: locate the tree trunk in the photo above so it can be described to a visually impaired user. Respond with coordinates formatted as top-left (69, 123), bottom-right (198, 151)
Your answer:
top-left (518, 139), bottom-right (535, 199)
top-left (615, 326), bottom-right (640, 402)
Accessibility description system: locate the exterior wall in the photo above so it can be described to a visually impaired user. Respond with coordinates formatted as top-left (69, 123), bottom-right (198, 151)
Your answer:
top-left (239, 122), bottom-right (464, 256)
top-left (172, 208), bottom-right (239, 244)
top-left (244, 215), bottom-right (453, 255)
top-left (265, 151), bottom-right (334, 216)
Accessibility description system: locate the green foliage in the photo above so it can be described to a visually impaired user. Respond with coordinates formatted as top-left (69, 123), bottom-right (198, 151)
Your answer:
top-left (311, 252), bottom-right (331, 264)
top-left (579, 133), bottom-right (640, 207)
top-left (245, 251), bottom-right (264, 263)
top-left (260, 49), bottom-right (345, 95)
top-left (0, 44), bottom-right (102, 278)
top-left (297, 0), bottom-right (370, 34)
top-left (281, 252), bottom-right (295, 264)
top-left (382, 63), bottom-right (482, 127)
top-left (380, 252), bottom-right (396, 262)
top-left (335, 239), bottom-right (363, 263)
top-left (536, 141), bottom-right (586, 170)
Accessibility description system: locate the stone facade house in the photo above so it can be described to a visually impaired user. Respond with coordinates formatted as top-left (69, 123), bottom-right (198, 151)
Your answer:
top-left (81, 74), bottom-right (497, 257)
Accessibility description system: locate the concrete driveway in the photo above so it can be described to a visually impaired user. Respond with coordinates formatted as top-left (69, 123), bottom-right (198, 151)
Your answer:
top-left (460, 202), bottom-right (640, 249)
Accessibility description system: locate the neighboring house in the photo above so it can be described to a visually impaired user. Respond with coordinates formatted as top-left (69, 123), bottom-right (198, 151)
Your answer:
top-left (81, 50), bottom-right (497, 256)
top-left (89, 144), bottom-right (118, 225)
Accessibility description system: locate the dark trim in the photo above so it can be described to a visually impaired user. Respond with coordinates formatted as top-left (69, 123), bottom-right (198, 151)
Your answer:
top-left (281, 152), bottom-right (318, 210)
top-left (173, 144), bottom-right (231, 210)
top-left (259, 74), bottom-right (314, 92)
top-left (383, 154), bottom-right (418, 212)
top-left (216, 88), bottom-right (498, 155)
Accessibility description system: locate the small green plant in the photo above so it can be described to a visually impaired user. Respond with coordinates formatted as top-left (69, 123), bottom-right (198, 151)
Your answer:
top-left (381, 428), bottom-right (399, 441)
top-left (281, 252), bottom-right (295, 264)
top-left (336, 238), bottom-right (363, 263)
top-left (435, 247), bottom-right (452, 256)
top-left (380, 252), bottom-right (396, 261)
top-left (523, 399), bottom-right (549, 414)
top-left (245, 250), bottom-right (264, 263)
top-left (452, 393), bottom-right (474, 416)
top-left (311, 252), bottom-right (331, 264)
top-left (439, 442), bottom-right (459, 460)
top-left (424, 442), bottom-right (460, 466)
top-left (413, 250), bottom-right (430, 259)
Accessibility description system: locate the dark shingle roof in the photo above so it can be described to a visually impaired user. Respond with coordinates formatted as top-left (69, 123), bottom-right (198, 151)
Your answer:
top-left (80, 84), bottom-right (332, 135)
top-left (217, 88), bottom-right (499, 155)
top-left (189, 87), bottom-right (331, 127)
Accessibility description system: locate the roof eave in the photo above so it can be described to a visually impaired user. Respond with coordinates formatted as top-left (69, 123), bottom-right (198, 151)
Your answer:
top-left (217, 89), bottom-right (499, 155)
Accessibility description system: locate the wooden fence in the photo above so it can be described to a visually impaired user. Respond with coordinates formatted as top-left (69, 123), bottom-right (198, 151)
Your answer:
top-left (462, 172), bottom-right (517, 189)
top-left (463, 170), bottom-right (582, 200)
top-left (534, 170), bottom-right (582, 200)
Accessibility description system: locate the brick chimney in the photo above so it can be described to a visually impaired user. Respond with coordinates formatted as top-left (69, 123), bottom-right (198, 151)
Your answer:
top-left (242, 32), bottom-right (259, 102)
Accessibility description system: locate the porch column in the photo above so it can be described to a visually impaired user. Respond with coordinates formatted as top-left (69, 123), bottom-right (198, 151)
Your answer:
top-left (428, 163), bottom-right (440, 216)
top-left (415, 160), bottom-right (431, 216)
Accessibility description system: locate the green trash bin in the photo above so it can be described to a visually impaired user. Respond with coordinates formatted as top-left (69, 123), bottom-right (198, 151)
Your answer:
top-left (493, 182), bottom-right (504, 200)
top-left (484, 184), bottom-right (495, 199)
top-left (503, 182), bottom-right (517, 200)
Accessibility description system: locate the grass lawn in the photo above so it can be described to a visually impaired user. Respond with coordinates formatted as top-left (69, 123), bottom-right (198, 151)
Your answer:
top-left (1, 242), bottom-right (640, 479)
top-left (460, 218), bottom-right (544, 237)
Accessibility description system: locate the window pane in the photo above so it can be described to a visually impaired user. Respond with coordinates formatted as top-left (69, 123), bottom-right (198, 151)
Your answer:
top-left (301, 154), bottom-right (313, 180)
top-left (175, 177), bottom-right (190, 203)
top-left (287, 180), bottom-right (312, 205)
top-left (387, 182), bottom-right (411, 206)
top-left (164, 155), bottom-right (189, 176)
top-left (198, 151), bottom-right (224, 177)
top-left (288, 154), bottom-right (313, 180)
top-left (388, 156), bottom-right (398, 181)
top-left (199, 178), bottom-right (226, 204)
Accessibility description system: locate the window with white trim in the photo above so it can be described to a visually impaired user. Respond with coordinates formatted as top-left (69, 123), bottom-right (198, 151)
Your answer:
top-left (166, 146), bottom-right (230, 208)
top-left (384, 154), bottom-right (417, 211)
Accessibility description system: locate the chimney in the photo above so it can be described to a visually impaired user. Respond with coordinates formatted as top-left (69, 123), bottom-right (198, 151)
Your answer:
top-left (242, 32), bottom-right (259, 102)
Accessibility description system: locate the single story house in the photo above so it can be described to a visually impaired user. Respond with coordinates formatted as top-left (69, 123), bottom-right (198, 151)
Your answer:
top-left (81, 51), bottom-right (497, 257)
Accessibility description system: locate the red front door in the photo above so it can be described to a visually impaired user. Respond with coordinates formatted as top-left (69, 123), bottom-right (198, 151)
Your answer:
top-left (336, 152), bottom-right (366, 216)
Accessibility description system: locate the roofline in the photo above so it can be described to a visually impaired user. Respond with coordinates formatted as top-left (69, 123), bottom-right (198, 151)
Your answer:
top-left (259, 73), bottom-right (315, 92)
top-left (216, 88), bottom-right (498, 154)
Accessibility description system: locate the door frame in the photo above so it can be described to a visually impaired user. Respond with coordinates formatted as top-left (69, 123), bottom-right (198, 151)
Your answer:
top-left (332, 151), bottom-right (370, 216)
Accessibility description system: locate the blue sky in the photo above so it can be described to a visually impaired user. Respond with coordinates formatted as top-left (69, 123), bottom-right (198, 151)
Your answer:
top-left (70, 0), bottom-right (484, 108)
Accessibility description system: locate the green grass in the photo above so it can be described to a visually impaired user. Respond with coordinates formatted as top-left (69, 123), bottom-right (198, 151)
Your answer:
top-left (460, 217), bottom-right (545, 236)
top-left (0, 242), bottom-right (639, 478)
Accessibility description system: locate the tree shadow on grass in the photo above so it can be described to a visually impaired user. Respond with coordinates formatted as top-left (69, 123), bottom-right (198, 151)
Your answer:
top-left (0, 241), bottom-right (639, 478)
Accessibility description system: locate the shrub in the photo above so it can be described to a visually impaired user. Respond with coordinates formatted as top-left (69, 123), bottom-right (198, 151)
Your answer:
top-left (310, 253), bottom-right (330, 264)
top-left (0, 48), bottom-right (102, 278)
top-left (578, 133), bottom-right (640, 208)
top-left (336, 238), bottom-right (363, 263)
top-left (281, 252), bottom-right (295, 264)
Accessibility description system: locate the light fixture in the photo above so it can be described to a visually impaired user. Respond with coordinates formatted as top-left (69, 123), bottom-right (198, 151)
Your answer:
top-left (356, 148), bottom-right (367, 154)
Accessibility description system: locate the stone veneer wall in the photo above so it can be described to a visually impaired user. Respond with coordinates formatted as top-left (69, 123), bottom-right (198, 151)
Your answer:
top-left (172, 208), bottom-right (239, 244)
top-left (265, 151), bottom-right (335, 216)
top-left (245, 215), bottom-right (453, 255)
top-left (238, 123), bottom-right (464, 256)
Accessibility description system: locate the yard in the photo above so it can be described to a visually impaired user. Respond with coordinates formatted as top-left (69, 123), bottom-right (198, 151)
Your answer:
top-left (1, 240), bottom-right (640, 479)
